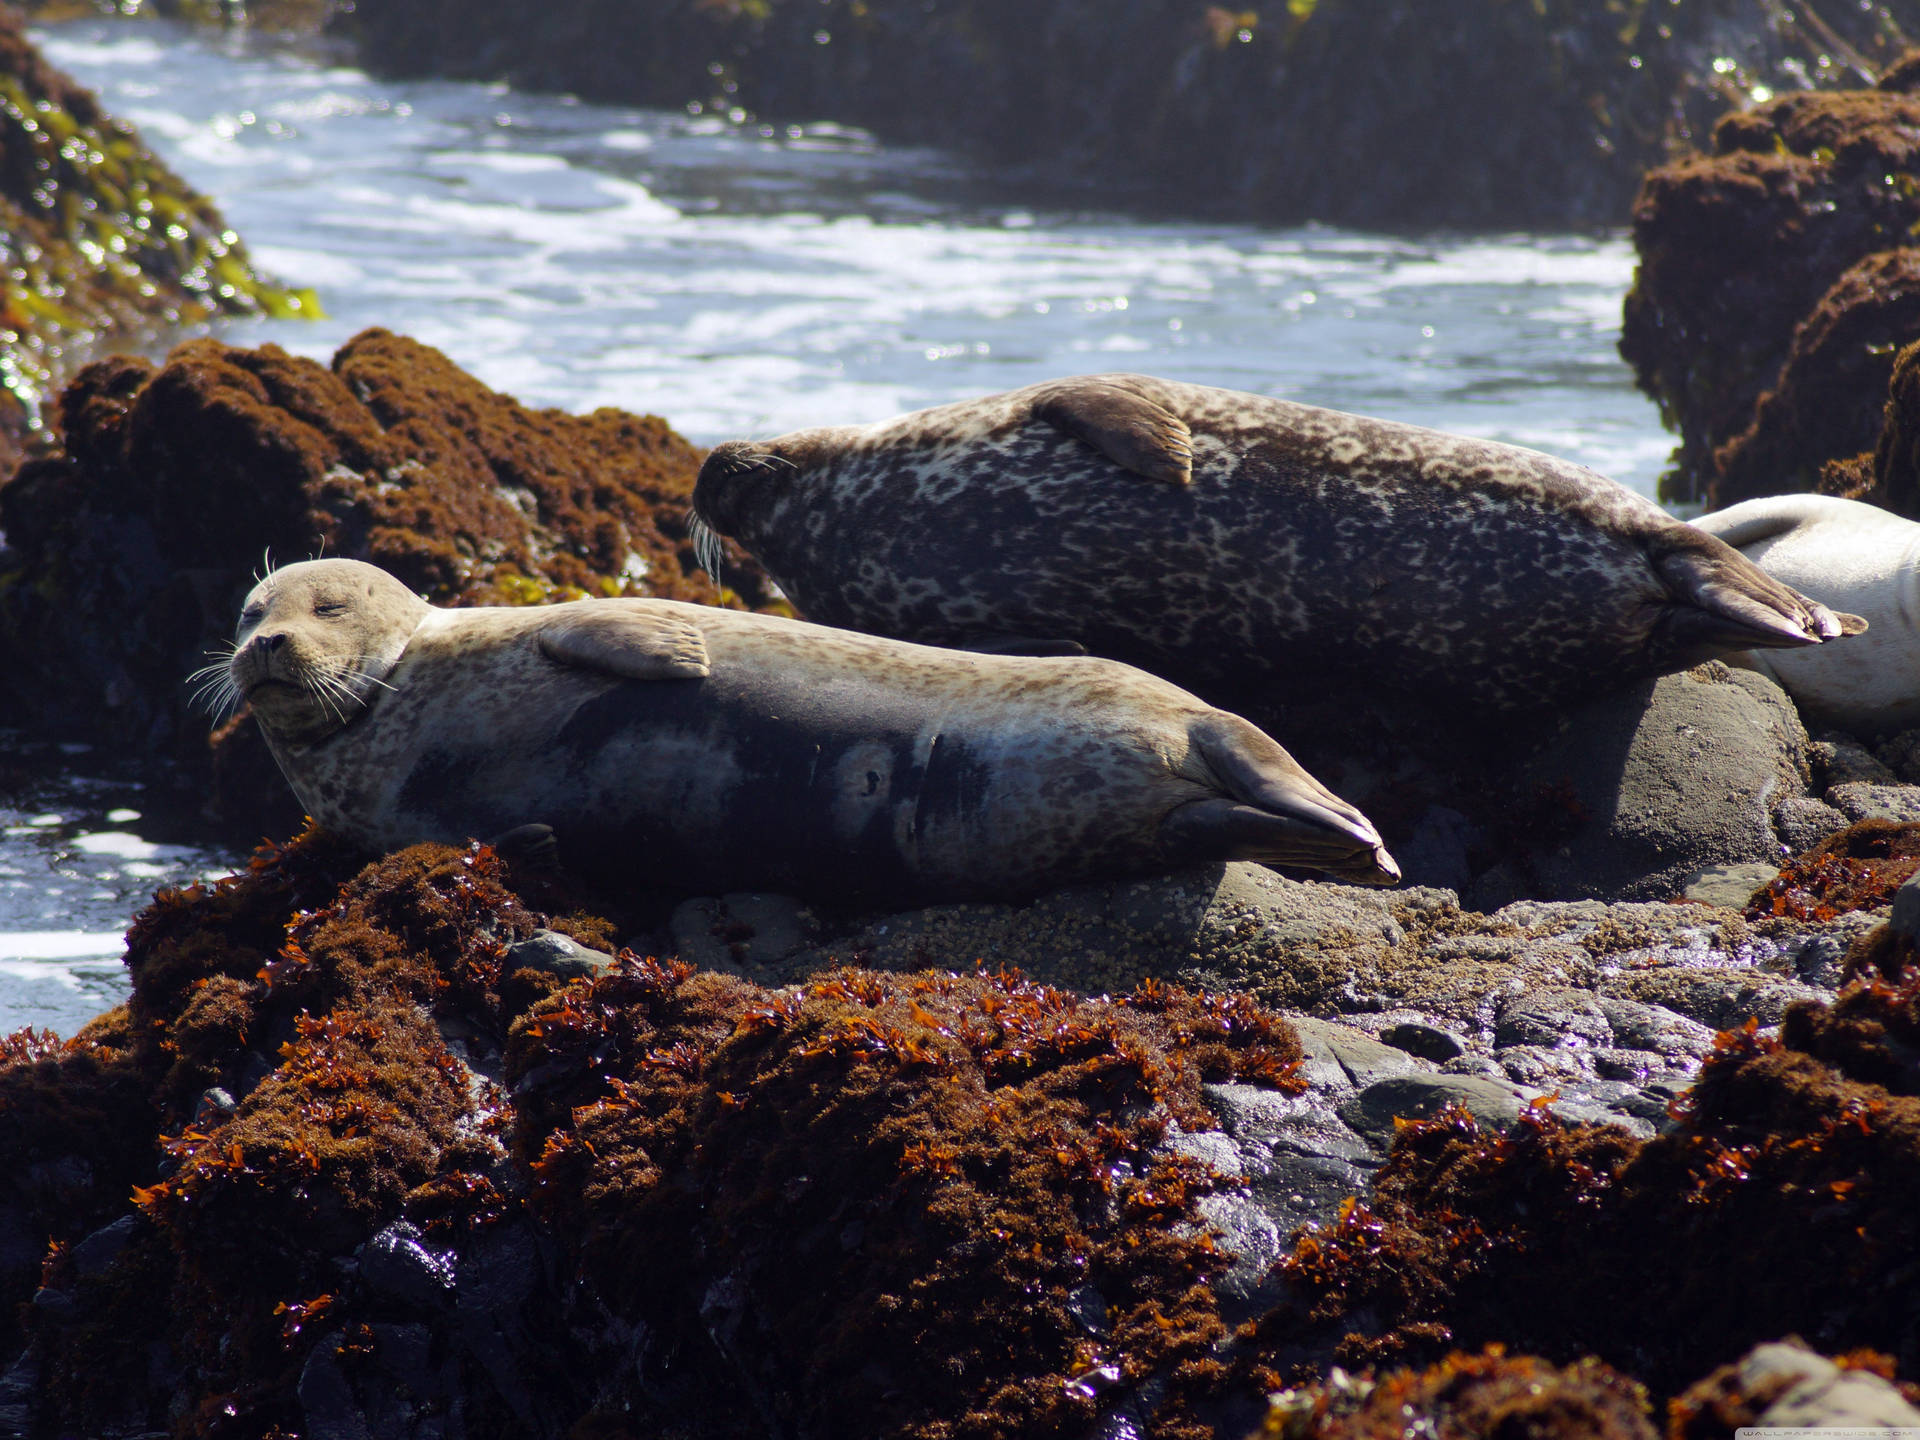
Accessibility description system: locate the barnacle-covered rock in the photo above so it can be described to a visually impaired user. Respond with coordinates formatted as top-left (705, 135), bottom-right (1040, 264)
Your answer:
top-left (1244, 971), bottom-right (1920, 1396)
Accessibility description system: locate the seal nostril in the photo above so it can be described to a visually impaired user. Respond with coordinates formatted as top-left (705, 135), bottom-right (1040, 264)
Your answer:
top-left (261, 632), bottom-right (287, 653)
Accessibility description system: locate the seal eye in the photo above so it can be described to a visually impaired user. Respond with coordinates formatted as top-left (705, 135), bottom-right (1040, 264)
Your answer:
top-left (314, 601), bottom-right (347, 618)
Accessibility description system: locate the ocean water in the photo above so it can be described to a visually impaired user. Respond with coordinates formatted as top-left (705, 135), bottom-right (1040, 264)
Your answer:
top-left (5, 17), bottom-right (1679, 1035)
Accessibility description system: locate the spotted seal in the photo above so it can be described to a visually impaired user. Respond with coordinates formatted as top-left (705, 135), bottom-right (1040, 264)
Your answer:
top-left (691, 374), bottom-right (1865, 716)
top-left (1694, 494), bottom-right (1919, 732)
top-left (218, 558), bottom-right (1399, 904)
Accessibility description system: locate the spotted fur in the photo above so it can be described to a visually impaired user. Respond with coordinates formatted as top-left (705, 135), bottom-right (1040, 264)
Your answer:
top-left (692, 374), bottom-right (1863, 714)
top-left (227, 559), bottom-right (1398, 905)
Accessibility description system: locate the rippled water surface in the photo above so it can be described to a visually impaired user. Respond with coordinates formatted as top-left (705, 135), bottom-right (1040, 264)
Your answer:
top-left (8, 18), bottom-right (1679, 1034)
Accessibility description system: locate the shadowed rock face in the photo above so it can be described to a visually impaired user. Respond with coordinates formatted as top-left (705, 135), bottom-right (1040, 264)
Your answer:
top-left (335, 0), bottom-right (1920, 231)
top-left (0, 330), bottom-right (779, 832)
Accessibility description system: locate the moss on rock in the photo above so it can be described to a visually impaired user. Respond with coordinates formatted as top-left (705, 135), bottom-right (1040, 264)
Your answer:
top-left (1623, 66), bottom-right (1920, 508)
top-left (0, 6), bottom-right (305, 473)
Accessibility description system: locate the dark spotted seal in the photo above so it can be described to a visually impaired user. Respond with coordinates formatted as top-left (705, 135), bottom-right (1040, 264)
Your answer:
top-left (221, 558), bottom-right (1399, 905)
top-left (691, 374), bottom-right (1866, 716)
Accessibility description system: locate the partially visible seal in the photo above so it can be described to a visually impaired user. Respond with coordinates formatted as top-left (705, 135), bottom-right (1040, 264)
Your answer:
top-left (223, 558), bottom-right (1399, 904)
top-left (1693, 494), bottom-right (1919, 732)
top-left (691, 374), bottom-right (1866, 717)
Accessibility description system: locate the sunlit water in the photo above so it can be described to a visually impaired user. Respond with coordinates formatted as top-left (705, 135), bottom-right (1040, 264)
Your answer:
top-left (8, 17), bottom-right (1679, 1034)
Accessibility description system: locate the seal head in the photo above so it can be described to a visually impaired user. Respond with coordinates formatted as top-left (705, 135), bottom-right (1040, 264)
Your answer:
top-left (232, 559), bottom-right (430, 748)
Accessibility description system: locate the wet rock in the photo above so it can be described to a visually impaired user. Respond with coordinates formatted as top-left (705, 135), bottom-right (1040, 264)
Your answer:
top-left (1494, 987), bottom-right (1613, 1050)
top-left (359, 1220), bottom-right (457, 1312)
top-left (501, 929), bottom-right (614, 981)
top-left (1493, 664), bottom-right (1809, 903)
top-left (1255, 976), bottom-right (1920, 1397)
top-left (0, 331), bottom-right (779, 832)
top-left (1680, 862), bottom-right (1779, 909)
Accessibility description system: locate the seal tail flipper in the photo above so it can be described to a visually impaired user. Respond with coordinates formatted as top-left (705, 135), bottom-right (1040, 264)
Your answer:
top-left (1166, 713), bottom-right (1401, 885)
top-left (1654, 536), bottom-right (1868, 655)
top-left (1030, 375), bottom-right (1194, 484)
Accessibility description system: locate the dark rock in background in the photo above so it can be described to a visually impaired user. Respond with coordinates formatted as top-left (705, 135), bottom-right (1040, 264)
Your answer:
top-left (330, 0), bottom-right (1920, 232)
top-left (0, 330), bottom-right (780, 834)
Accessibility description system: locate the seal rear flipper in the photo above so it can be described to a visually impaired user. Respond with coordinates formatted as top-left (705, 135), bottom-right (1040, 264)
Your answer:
top-left (1160, 799), bottom-right (1401, 886)
top-left (1655, 539), bottom-right (1868, 653)
top-left (536, 604), bottom-right (713, 680)
top-left (1030, 375), bottom-right (1194, 484)
top-left (1173, 712), bottom-right (1400, 885)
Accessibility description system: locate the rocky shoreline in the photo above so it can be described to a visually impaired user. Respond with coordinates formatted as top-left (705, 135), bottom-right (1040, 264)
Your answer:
top-left (4, 10), bottom-right (1920, 1440)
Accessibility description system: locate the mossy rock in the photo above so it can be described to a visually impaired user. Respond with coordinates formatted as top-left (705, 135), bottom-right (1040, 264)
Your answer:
top-left (0, 7), bottom-right (308, 474)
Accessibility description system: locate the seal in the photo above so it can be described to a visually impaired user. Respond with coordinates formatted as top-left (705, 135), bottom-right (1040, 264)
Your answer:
top-left (1693, 494), bottom-right (1920, 732)
top-left (220, 558), bottom-right (1400, 905)
top-left (691, 374), bottom-right (1867, 717)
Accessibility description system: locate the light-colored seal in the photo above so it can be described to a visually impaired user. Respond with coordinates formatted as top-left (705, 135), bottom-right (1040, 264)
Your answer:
top-left (691, 374), bottom-right (1866, 716)
top-left (1693, 494), bottom-right (1920, 732)
top-left (220, 558), bottom-right (1399, 904)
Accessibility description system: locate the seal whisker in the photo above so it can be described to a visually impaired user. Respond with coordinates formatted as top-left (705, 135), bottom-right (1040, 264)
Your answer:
top-left (688, 512), bottom-right (727, 584)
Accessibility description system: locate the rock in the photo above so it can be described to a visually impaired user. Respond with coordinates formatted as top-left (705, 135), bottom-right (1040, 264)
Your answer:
top-left (1679, 862), bottom-right (1781, 909)
top-left (1826, 781), bottom-right (1920, 823)
top-left (1773, 796), bottom-right (1850, 854)
top-left (1622, 75), bottom-right (1920, 506)
top-left (1672, 1339), bottom-right (1920, 1433)
top-left (1893, 870), bottom-right (1920, 940)
top-left (668, 893), bottom-right (821, 976)
top-left (1377, 1021), bottom-right (1466, 1063)
top-left (502, 929), bottom-right (615, 981)
top-left (1288, 1017), bottom-right (1421, 1091)
top-left (1811, 733), bottom-right (1899, 788)
top-left (343, 0), bottom-right (1914, 232)
top-left (358, 1221), bottom-right (457, 1313)
top-left (1497, 664), bottom-right (1809, 903)
top-left (1876, 725), bottom-right (1920, 781)
top-left (0, 10), bottom-right (300, 476)
top-left (1712, 249), bottom-right (1920, 503)
top-left (1337, 1073), bottom-right (1530, 1142)
top-left (0, 331), bottom-right (780, 832)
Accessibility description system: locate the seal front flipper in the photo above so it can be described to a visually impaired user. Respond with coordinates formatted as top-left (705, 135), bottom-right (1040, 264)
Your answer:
top-left (1165, 712), bottom-right (1401, 886)
top-left (536, 604), bottom-right (713, 680)
top-left (1029, 375), bottom-right (1194, 484)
